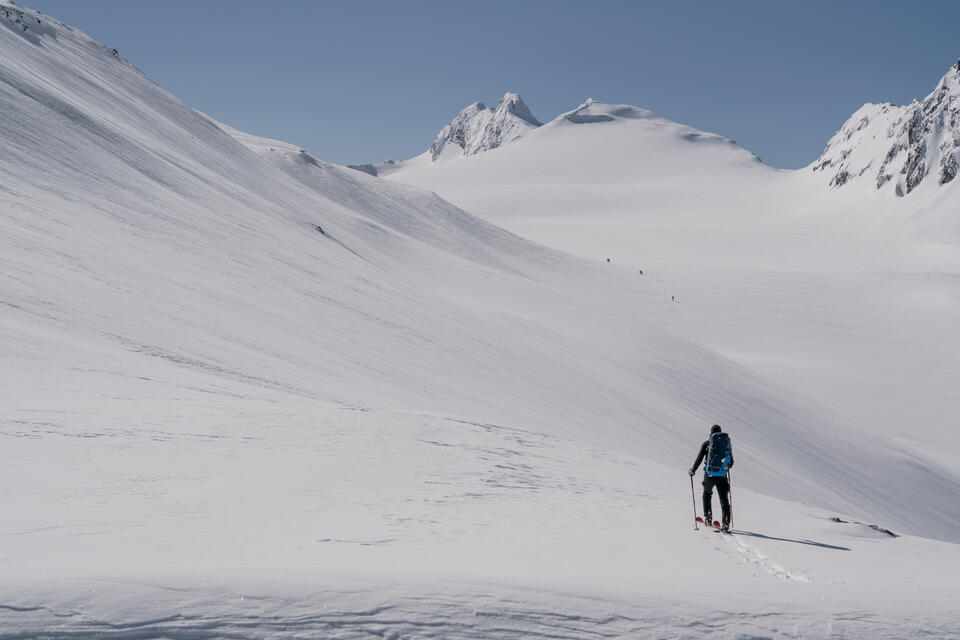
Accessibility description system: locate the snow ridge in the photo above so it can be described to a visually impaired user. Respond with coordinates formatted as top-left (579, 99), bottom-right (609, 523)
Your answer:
top-left (428, 92), bottom-right (542, 162)
top-left (560, 98), bottom-right (666, 124)
top-left (812, 61), bottom-right (960, 195)
top-left (552, 98), bottom-right (762, 160)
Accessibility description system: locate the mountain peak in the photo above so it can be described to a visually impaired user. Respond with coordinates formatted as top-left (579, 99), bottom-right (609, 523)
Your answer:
top-left (812, 60), bottom-right (960, 195)
top-left (428, 93), bottom-right (541, 162)
top-left (496, 92), bottom-right (541, 127)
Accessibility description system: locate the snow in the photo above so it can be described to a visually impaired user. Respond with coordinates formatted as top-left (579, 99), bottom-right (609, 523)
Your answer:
top-left (384, 86), bottom-right (960, 474)
top-left (2, 408), bottom-right (958, 636)
top-left (2, 1), bottom-right (960, 636)
top-left (811, 62), bottom-right (960, 194)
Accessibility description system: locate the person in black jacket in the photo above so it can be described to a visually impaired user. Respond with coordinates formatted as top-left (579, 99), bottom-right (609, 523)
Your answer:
top-left (688, 424), bottom-right (734, 530)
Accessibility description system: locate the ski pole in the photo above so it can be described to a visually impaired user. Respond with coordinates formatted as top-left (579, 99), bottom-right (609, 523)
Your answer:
top-left (727, 470), bottom-right (733, 529)
top-left (690, 473), bottom-right (699, 529)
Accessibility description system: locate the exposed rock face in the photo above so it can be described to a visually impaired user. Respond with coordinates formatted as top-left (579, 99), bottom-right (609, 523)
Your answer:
top-left (812, 62), bottom-right (960, 196)
top-left (428, 93), bottom-right (542, 162)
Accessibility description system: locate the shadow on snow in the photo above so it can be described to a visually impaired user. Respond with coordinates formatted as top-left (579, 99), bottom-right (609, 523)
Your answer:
top-left (730, 529), bottom-right (851, 551)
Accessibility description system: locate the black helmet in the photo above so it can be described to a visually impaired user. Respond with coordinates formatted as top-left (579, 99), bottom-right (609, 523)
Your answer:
top-left (710, 424), bottom-right (722, 434)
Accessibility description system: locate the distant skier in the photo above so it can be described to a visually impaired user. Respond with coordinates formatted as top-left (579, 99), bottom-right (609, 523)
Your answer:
top-left (688, 424), bottom-right (734, 531)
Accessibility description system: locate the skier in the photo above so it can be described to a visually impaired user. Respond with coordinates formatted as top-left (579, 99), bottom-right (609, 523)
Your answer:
top-left (688, 424), bottom-right (734, 531)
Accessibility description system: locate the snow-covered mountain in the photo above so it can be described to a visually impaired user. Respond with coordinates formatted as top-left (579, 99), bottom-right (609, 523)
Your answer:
top-left (379, 64), bottom-right (960, 204)
top-left (429, 92), bottom-right (542, 161)
top-left (384, 95), bottom-right (785, 268)
top-left (389, 96), bottom-right (770, 193)
top-left (3, 1), bottom-right (960, 636)
top-left (811, 61), bottom-right (960, 195)
top-left (349, 92), bottom-right (540, 176)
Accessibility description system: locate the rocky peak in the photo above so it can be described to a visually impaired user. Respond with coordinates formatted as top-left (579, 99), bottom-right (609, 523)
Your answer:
top-left (812, 61), bottom-right (960, 196)
top-left (496, 92), bottom-right (540, 127)
top-left (428, 93), bottom-right (541, 162)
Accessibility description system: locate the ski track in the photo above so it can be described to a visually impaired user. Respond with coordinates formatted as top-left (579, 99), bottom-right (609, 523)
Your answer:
top-left (0, 588), bottom-right (951, 640)
top-left (718, 533), bottom-right (812, 583)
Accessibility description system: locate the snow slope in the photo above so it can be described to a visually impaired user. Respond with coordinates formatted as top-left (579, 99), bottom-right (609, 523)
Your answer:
top-left (386, 97), bottom-right (801, 269)
top-left (3, 409), bottom-right (958, 636)
top-left (2, 1), bottom-right (959, 636)
top-left (385, 81), bottom-right (960, 490)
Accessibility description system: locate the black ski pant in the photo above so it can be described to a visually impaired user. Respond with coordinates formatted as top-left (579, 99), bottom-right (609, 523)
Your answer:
top-left (702, 475), bottom-right (730, 524)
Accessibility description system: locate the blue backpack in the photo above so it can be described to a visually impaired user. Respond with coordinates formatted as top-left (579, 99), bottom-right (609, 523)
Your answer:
top-left (705, 432), bottom-right (731, 477)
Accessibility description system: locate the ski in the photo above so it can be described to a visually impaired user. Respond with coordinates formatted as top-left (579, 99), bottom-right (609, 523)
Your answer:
top-left (695, 517), bottom-right (730, 534)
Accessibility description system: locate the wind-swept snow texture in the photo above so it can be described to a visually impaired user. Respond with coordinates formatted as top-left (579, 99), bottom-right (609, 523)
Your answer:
top-left (2, 1), bottom-right (959, 636)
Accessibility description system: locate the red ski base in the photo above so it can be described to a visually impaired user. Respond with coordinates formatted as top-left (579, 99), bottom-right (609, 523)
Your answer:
top-left (695, 517), bottom-right (727, 532)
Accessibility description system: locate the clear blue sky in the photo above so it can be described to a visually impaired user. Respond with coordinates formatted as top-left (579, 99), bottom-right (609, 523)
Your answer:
top-left (28, 0), bottom-right (960, 168)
